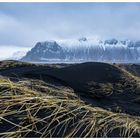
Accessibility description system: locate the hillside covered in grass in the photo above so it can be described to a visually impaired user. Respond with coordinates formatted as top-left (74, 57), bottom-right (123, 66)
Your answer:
top-left (0, 60), bottom-right (140, 137)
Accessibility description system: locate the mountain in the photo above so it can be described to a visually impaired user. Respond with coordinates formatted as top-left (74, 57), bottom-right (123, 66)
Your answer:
top-left (21, 38), bottom-right (140, 63)
top-left (10, 51), bottom-right (28, 60)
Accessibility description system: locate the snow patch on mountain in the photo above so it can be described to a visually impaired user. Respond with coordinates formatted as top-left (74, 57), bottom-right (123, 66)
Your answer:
top-left (21, 38), bottom-right (140, 63)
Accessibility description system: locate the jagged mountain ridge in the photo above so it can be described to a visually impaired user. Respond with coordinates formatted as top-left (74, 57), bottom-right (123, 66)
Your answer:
top-left (21, 38), bottom-right (140, 62)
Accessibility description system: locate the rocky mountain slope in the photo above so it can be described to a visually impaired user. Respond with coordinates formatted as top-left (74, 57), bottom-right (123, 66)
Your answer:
top-left (22, 38), bottom-right (140, 63)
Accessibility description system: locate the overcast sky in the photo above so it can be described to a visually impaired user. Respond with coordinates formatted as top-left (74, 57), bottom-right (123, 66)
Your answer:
top-left (0, 2), bottom-right (140, 49)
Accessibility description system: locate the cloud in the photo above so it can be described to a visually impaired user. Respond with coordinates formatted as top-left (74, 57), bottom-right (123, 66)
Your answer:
top-left (0, 13), bottom-right (18, 31)
top-left (0, 45), bottom-right (30, 60)
top-left (0, 2), bottom-right (140, 49)
top-left (0, 13), bottom-right (45, 45)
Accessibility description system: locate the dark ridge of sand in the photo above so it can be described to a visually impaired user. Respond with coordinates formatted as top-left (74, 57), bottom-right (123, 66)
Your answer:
top-left (117, 64), bottom-right (140, 77)
top-left (0, 61), bottom-right (140, 116)
top-left (0, 62), bottom-right (125, 95)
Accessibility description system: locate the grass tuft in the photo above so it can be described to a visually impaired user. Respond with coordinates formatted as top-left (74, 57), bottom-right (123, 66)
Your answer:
top-left (0, 76), bottom-right (140, 137)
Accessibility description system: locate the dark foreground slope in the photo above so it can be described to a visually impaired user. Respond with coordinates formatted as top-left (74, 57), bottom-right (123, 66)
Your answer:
top-left (0, 60), bottom-right (140, 137)
top-left (0, 61), bottom-right (140, 115)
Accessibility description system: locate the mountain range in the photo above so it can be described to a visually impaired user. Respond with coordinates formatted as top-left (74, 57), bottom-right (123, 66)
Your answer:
top-left (21, 38), bottom-right (140, 63)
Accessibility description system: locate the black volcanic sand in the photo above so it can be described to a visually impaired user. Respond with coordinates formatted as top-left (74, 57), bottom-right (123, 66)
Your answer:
top-left (0, 62), bottom-right (140, 116)
top-left (117, 63), bottom-right (140, 77)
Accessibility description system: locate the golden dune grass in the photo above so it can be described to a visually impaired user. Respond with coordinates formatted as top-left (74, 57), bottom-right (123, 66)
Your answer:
top-left (0, 76), bottom-right (140, 137)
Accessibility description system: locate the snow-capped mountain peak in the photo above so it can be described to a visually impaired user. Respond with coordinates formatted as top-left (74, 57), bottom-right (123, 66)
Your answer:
top-left (78, 37), bottom-right (87, 42)
top-left (21, 38), bottom-right (140, 63)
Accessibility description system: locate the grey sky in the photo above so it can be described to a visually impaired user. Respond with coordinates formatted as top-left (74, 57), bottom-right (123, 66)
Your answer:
top-left (0, 2), bottom-right (140, 48)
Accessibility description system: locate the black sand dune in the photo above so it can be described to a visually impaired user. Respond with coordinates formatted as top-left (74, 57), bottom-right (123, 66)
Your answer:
top-left (0, 61), bottom-right (140, 116)
top-left (0, 62), bottom-right (127, 97)
top-left (118, 64), bottom-right (140, 77)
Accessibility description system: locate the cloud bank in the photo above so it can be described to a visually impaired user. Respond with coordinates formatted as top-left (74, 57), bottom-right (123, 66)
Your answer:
top-left (0, 3), bottom-right (140, 49)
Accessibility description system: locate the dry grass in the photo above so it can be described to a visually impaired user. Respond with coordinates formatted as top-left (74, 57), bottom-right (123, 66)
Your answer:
top-left (0, 60), bottom-right (65, 71)
top-left (0, 60), bottom-right (35, 70)
top-left (114, 64), bottom-right (140, 90)
top-left (0, 76), bottom-right (140, 137)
